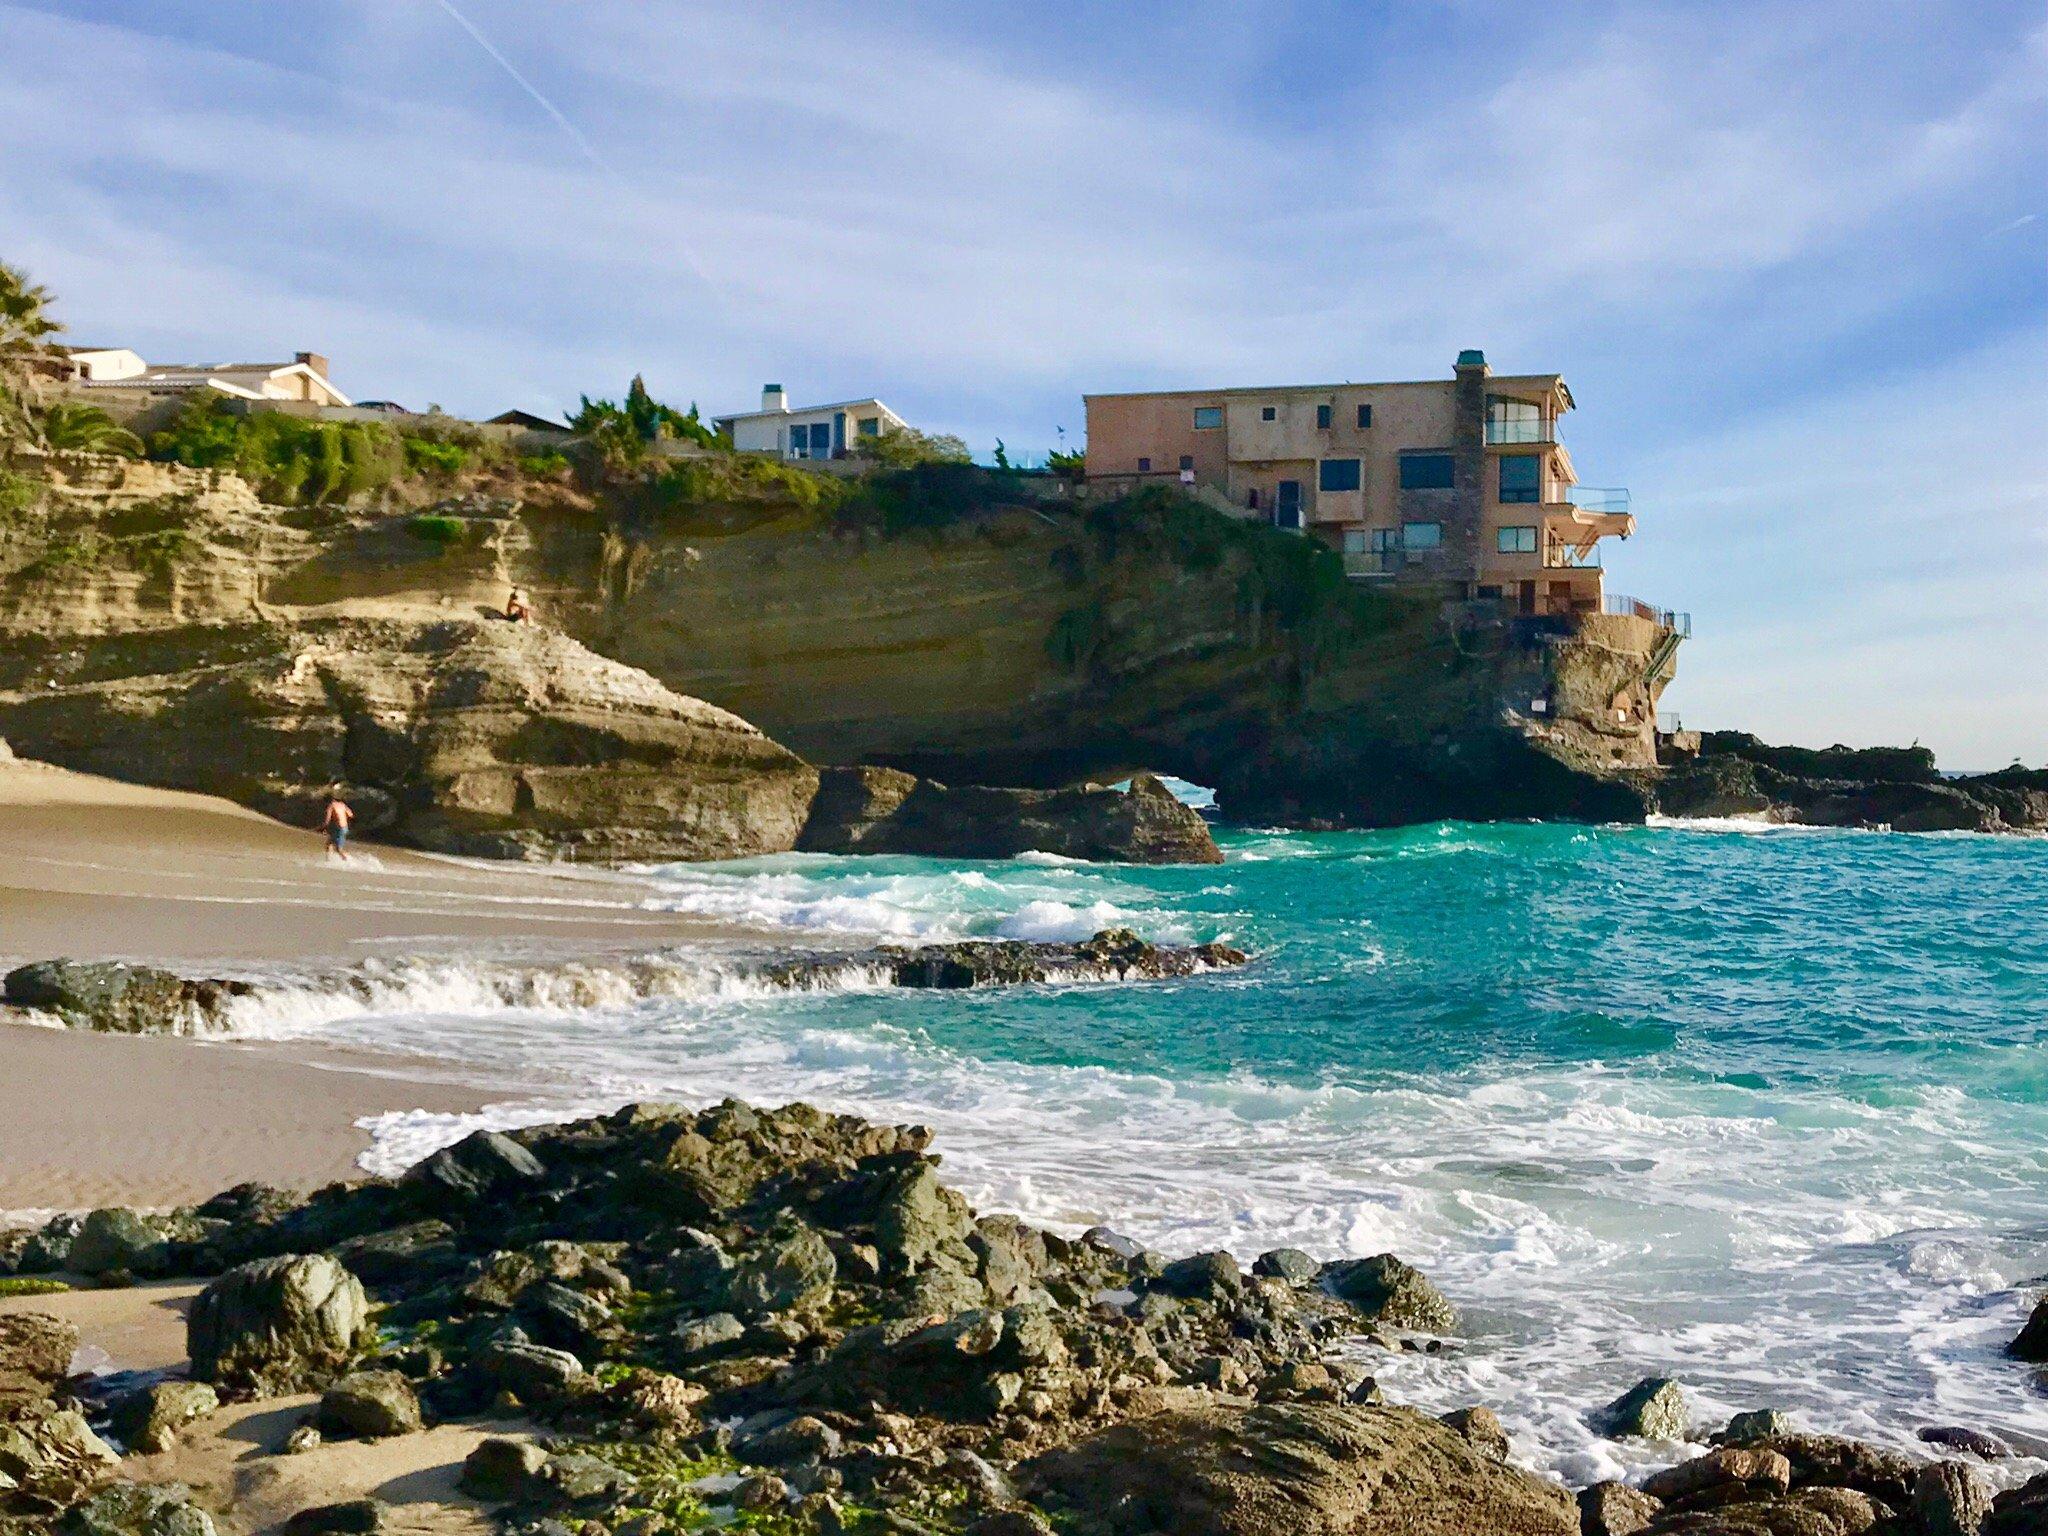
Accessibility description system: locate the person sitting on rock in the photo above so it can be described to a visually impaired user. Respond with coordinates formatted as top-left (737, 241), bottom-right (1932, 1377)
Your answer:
top-left (505, 588), bottom-right (530, 623)
top-left (321, 790), bottom-right (354, 861)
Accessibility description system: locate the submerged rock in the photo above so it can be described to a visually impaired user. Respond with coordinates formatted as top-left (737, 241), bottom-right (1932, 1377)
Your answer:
top-left (766, 927), bottom-right (1249, 992)
top-left (1, 961), bottom-right (253, 1035)
top-left (1319, 1253), bottom-right (1456, 1333)
top-left (187, 1254), bottom-right (372, 1396)
top-left (1596, 1377), bottom-right (1690, 1441)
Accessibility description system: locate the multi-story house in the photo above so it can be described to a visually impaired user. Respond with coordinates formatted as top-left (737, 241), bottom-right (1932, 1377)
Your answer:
top-left (1082, 350), bottom-right (1636, 617)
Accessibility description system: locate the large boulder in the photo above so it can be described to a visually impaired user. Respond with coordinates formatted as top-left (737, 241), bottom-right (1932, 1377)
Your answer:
top-left (187, 1254), bottom-right (372, 1396)
top-left (726, 1222), bottom-right (837, 1317)
top-left (1023, 1401), bottom-right (1578, 1535)
top-left (1, 961), bottom-right (252, 1035)
top-left (405, 1130), bottom-right (545, 1203)
top-left (66, 1209), bottom-right (176, 1277)
top-left (315, 1370), bottom-right (422, 1439)
top-left (110, 1382), bottom-right (220, 1455)
top-left (798, 765), bottom-right (1224, 864)
top-left (59, 1480), bottom-right (218, 1536)
top-left (1596, 1377), bottom-right (1689, 1441)
top-left (0, 1313), bottom-right (78, 1402)
top-left (0, 1403), bottom-right (120, 1512)
top-left (1319, 1254), bottom-right (1456, 1333)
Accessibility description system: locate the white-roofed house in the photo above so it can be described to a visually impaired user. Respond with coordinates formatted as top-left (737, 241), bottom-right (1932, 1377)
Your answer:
top-left (66, 348), bottom-right (350, 406)
top-left (713, 385), bottom-right (906, 461)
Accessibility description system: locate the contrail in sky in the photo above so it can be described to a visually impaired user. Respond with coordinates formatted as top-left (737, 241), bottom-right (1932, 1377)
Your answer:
top-left (430, 0), bottom-right (714, 288)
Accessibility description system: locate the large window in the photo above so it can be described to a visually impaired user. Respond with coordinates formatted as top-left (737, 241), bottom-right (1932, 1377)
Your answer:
top-left (857, 416), bottom-right (881, 437)
top-left (1497, 525), bottom-right (1538, 554)
top-left (1369, 528), bottom-right (1399, 553)
top-left (1403, 521), bottom-right (1443, 551)
top-left (1319, 457), bottom-right (1361, 492)
top-left (1193, 406), bottom-right (1223, 430)
top-left (1499, 454), bottom-right (1541, 504)
top-left (1399, 452), bottom-right (1454, 490)
top-left (1486, 396), bottom-right (1544, 444)
top-left (1316, 404), bottom-right (1332, 429)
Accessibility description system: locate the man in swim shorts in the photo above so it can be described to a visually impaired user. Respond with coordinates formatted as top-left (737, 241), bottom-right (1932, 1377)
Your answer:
top-left (322, 790), bottom-right (354, 860)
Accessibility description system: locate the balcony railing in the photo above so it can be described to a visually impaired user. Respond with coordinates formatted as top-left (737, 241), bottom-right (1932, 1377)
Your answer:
top-left (1544, 542), bottom-right (1602, 569)
top-left (1603, 593), bottom-right (1691, 636)
top-left (1343, 548), bottom-right (1401, 577)
top-left (1570, 487), bottom-right (1631, 515)
top-left (1485, 417), bottom-right (1552, 445)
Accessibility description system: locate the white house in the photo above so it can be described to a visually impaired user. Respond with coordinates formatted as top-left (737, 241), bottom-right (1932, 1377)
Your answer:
top-left (714, 385), bottom-right (906, 460)
top-left (64, 348), bottom-right (351, 407)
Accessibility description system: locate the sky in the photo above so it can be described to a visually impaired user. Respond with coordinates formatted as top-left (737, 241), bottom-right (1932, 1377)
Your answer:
top-left (1, 0), bottom-right (2044, 766)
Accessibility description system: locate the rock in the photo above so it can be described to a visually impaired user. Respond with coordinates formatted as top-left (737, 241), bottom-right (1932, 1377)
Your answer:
top-left (1024, 1402), bottom-right (1577, 1535)
top-left (1578, 1480), bottom-right (1661, 1536)
top-left (674, 1312), bottom-right (746, 1356)
top-left (1912, 1460), bottom-right (1994, 1536)
top-left (737, 1414), bottom-right (842, 1466)
top-left (66, 1209), bottom-right (173, 1277)
top-left (1159, 1251), bottom-right (1243, 1301)
top-left (964, 1512), bottom-right (1052, 1536)
top-left (1596, 1377), bottom-right (1689, 1441)
top-left (872, 1164), bottom-right (974, 1273)
top-left (797, 766), bottom-right (1224, 865)
top-left (1252, 1249), bottom-right (1319, 1285)
top-left (315, 1370), bottom-right (422, 1439)
top-left (1749, 1434), bottom-right (1917, 1508)
top-left (459, 1438), bottom-right (550, 1503)
top-left (60, 1481), bottom-right (218, 1536)
top-left (1920, 1426), bottom-right (2007, 1459)
top-left (1791, 1486), bottom-right (1886, 1534)
top-left (2009, 1299), bottom-right (2048, 1362)
top-left (728, 1223), bottom-right (837, 1316)
top-left (282, 1424), bottom-right (322, 1455)
top-left (542, 1453), bottom-right (633, 1502)
top-left (832, 930), bottom-right (1249, 991)
top-left (1319, 1254), bottom-right (1456, 1333)
top-left (18, 1215), bottom-right (84, 1275)
top-left (110, 1381), bottom-right (220, 1454)
top-left (1640, 1446), bottom-right (1792, 1502)
top-left (1, 960), bottom-right (253, 1035)
top-left (282, 1500), bottom-right (387, 1536)
top-left (734, 1472), bottom-right (790, 1512)
top-left (945, 1447), bottom-right (1016, 1506)
top-left (523, 1281), bottom-right (611, 1349)
top-left (0, 1312), bottom-right (79, 1402)
top-left (0, 1404), bottom-right (120, 1510)
top-left (328, 1220), bottom-right (459, 1285)
top-left (478, 1340), bottom-right (584, 1401)
top-left (1717, 1407), bottom-right (1792, 1443)
top-left (1440, 1405), bottom-right (1511, 1461)
top-left (604, 1367), bottom-right (704, 1431)
top-left (187, 1254), bottom-right (372, 1395)
top-left (1988, 1471), bottom-right (2048, 1536)
top-left (406, 1130), bottom-right (545, 1202)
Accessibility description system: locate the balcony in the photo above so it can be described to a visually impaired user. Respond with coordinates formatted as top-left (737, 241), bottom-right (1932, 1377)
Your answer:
top-left (1484, 416), bottom-right (1554, 445)
top-left (1570, 486), bottom-right (1631, 516)
top-left (1544, 541), bottom-right (1602, 569)
top-left (1343, 549), bottom-right (1400, 578)
top-left (1604, 593), bottom-right (1692, 636)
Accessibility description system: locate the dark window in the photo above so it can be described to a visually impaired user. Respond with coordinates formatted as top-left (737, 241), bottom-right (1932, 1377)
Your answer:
top-left (1316, 404), bottom-right (1332, 429)
top-left (1179, 454), bottom-right (1194, 471)
top-left (1247, 488), bottom-right (1260, 509)
top-left (1356, 404), bottom-right (1372, 429)
top-left (1275, 480), bottom-right (1302, 530)
top-left (1193, 406), bottom-right (1223, 430)
top-left (1318, 457), bottom-right (1361, 493)
top-left (1399, 453), bottom-right (1454, 490)
top-left (808, 422), bottom-right (832, 457)
top-left (1369, 528), bottom-right (1397, 552)
top-left (1497, 525), bottom-right (1538, 554)
top-left (1404, 521), bottom-right (1443, 550)
top-left (857, 416), bottom-right (880, 437)
top-left (1499, 455), bottom-right (1541, 504)
top-left (1137, 457), bottom-right (1151, 472)
top-left (1477, 584), bottom-right (1502, 598)
top-left (1261, 406), bottom-right (1276, 421)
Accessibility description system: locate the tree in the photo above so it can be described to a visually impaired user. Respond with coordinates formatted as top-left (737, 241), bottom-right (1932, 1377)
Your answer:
top-left (1046, 445), bottom-right (1086, 481)
top-left (567, 374), bottom-right (723, 464)
top-left (992, 439), bottom-right (1012, 471)
top-left (37, 401), bottom-right (142, 456)
top-left (0, 259), bottom-right (64, 438)
top-left (852, 425), bottom-right (973, 469)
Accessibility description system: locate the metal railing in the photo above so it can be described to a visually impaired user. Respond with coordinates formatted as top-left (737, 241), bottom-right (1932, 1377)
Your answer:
top-left (1603, 593), bottom-right (1691, 636)
top-left (1485, 416), bottom-right (1553, 445)
top-left (1544, 542), bottom-right (1603, 569)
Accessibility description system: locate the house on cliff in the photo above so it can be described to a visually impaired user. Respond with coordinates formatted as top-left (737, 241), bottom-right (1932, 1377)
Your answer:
top-left (61, 347), bottom-right (350, 407)
top-left (1083, 350), bottom-right (1638, 620)
top-left (715, 384), bottom-right (907, 461)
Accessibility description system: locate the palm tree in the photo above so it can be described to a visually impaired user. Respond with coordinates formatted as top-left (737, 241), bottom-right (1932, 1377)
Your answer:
top-left (37, 401), bottom-right (142, 456)
top-left (1, 260), bottom-right (64, 436)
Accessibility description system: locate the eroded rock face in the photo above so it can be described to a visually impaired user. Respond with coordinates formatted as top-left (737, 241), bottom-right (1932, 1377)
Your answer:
top-left (187, 1254), bottom-right (373, 1396)
top-left (799, 766), bottom-right (1223, 864)
top-left (0, 962), bottom-right (254, 1036)
top-left (1022, 1402), bottom-right (1578, 1536)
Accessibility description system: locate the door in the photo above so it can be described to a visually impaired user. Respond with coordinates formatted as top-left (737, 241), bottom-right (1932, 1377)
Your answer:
top-left (1275, 480), bottom-right (1302, 531)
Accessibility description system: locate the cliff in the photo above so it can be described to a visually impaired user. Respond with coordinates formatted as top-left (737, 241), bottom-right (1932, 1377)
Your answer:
top-left (0, 448), bottom-right (1679, 844)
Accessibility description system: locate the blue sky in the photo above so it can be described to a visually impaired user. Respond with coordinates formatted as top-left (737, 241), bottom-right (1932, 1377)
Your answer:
top-left (2, 0), bottom-right (2044, 766)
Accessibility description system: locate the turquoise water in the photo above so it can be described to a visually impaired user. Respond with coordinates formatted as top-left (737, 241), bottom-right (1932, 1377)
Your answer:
top-left (260, 819), bottom-right (2048, 1483)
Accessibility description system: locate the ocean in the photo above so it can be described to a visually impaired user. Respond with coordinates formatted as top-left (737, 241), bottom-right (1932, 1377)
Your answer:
top-left (220, 815), bottom-right (2048, 1485)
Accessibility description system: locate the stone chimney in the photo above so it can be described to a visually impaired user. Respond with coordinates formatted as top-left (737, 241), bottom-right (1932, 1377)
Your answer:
top-left (1448, 349), bottom-right (1491, 590)
top-left (295, 351), bottom-right (330, 378)
top-left (762, 383), bottom-right (788, 412)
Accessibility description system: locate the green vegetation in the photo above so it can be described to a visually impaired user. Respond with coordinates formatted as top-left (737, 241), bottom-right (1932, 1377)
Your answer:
top-left (0, 259), bottom-right (61, 410)
top-left (519, 450), bottom-right (573, 478)
top-left (570, 375), bottom-right (723, 464)
top-left (1046, 444), bottom-right (1086, 480)
top-left (851, 424), bottom-right (972, 469)
top-left (405, 514), bottom-right (471, 546)
top-left (150, 392), bottom-right (404, 505)
top-left (402, 436), bottom-right (469, 478)
top-left (0, 464), bottom-right (40, 519)
top-left (0, 1276), bottom-right (70, 1297)
top-left (36, 401), bottom-right (142, 456)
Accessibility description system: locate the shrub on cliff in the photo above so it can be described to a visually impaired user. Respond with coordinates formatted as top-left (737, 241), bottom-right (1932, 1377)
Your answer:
top-left (570, 375), bottom-right (723, 464)
top-left (151, 392), bottom-right (404, 505)
top-left (850, 424), bottom-right (972, 469)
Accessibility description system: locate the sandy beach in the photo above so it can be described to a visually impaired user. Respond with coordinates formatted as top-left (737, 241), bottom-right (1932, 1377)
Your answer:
top-left (0, 755), bottom-right (756, 1213)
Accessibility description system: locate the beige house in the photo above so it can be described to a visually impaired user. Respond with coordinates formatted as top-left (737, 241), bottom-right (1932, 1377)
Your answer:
top-left (63, 347), bottom-right (350, 407)
top-left (1083, 350), bottom-right (1636, 616)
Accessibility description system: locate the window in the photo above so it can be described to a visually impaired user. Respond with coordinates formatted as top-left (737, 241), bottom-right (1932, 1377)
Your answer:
top-left (1403, 521), bottom-right (1443, 551)
top-left (857, 416), bottom-right (880, 437)
top-left (1261, 406), bottom-right (1276, 421)
top-left (1497, 525), bottom-right (1538, 554)
top-left (1369, 528), bottom-right (1398, 552)
top-left (1499, 454), bottom-right (1541, 504)
top-left (1193, 406), bottom-right (1223, 430)
top-left (1356, 403), bottom-right (1372, 429)
top-left (1399, 452), bottom-right (1454, 490)
top-left (1179, 455), bottom-right (1194, 471)
top-left (1318, 457), bottom-right (1361, 493)
top-left (1316, 404), bottom-right (1332, 430)
top-left (1247, 488), bottom-right (1260, 509)
top-left (809, 422), bottom-right (833, 458)
top-left (1486, 396), bottom-right (1544, 444)
top-left (1137, 457), bottom-right (1151, 472)
top-left (1342, 530), bottom-right (1368, 554)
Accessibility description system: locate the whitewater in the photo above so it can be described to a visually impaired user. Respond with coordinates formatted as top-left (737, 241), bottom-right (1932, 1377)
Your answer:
top-left (206, 817), bottom-right (2048, 1485)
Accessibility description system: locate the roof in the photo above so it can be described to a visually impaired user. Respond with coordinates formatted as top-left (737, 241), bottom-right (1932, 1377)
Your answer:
top-left (487, 409), bottom-right (568, 430)
top-left (713, 397), bottom-right (899, 424)
top-left (1083, 372), bottom-right (1570, 403)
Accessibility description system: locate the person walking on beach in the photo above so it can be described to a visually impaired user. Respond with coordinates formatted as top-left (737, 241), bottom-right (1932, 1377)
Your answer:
top-left (321, 790), bottom-right (354, 861)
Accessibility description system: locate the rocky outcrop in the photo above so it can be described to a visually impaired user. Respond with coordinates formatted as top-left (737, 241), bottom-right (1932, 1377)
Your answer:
top-left (187, 1254), bottom-right (374, 1396)
top-left (1022, 1401), bottom-right (1579, 1535)
top-left (0, 962), bottom-right (255, 1036)
top-left (1654, 732), bottom-right (2048, 832)
top-left (0, 1312), bottom-right (120, 1519)
top-left (799, 766), bottom-right (1221, 863)
top-left (768, 928), bottom-right (1249, 991)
